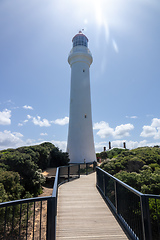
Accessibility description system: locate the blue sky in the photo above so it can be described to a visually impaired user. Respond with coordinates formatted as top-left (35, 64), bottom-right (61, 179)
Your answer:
top-left (0, 0), bottom-right (160, 152)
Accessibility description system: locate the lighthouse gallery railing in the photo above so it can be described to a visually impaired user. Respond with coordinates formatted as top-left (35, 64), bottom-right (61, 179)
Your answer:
top-left (0, 162), bottom-right (96, 240)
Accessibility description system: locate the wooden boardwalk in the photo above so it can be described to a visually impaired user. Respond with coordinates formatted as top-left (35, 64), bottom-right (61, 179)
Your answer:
top-left (56, 173), bottom-right (129, 240)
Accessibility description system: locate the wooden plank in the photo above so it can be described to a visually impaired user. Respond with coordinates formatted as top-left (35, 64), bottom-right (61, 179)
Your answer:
top-left (56, 173), bottom-right (129, 240)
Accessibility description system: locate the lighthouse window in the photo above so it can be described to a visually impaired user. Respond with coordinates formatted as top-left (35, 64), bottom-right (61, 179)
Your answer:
top-left (73, 35), bottom-right (88, 47)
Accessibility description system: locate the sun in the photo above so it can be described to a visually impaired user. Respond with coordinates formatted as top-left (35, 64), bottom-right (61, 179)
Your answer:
top-left (67, 0), bottom-right (128, 37)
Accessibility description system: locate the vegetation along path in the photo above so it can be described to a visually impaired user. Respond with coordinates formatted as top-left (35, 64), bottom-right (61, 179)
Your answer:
top-left (56, 172), bottom-right (129, 240)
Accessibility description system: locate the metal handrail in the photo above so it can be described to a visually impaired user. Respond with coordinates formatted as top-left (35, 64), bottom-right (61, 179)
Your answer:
top-left (0, 196), bottom-right (50, 208)
top-left (96, 167), bottom-right (160, 240)
top-left (97, 167), bottom-right (144, 197)
top-left (52, 167), bottom-right (59, 198)
top-left (0, 162), bottom-right (96, 240)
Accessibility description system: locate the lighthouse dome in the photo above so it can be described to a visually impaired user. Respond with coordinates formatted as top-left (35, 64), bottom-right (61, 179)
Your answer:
top-left (72, 31), bottom-right (88, 47)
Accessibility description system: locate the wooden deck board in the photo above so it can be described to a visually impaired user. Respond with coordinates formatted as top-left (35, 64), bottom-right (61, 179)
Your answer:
top-left (56, 173), bottom-right (129, 240)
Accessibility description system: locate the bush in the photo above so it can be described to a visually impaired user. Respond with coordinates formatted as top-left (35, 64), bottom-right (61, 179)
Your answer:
top-left (100, 146), bottom-right (160, 195)
top-left (0, 170), bottom-right (24, 201)
top-left (0, 142), bottom-right (70, 202)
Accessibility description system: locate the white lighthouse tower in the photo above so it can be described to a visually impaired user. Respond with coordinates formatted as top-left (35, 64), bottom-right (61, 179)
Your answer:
top-left (67, 31), bottom-right (96, 163)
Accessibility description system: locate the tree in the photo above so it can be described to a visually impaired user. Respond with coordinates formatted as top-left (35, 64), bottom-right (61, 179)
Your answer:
top-left (0, 169), bottom-right (24, 201)
top-left (50, 147), bottom-right (69, 167)
top-left (0, 142), bottom-right (70, 201)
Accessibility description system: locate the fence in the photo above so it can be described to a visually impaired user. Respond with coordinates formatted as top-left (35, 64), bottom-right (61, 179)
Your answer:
top-left (96, 167), bottom-right (160, 240)
top-left (0, 162), bottom-right (96, 240)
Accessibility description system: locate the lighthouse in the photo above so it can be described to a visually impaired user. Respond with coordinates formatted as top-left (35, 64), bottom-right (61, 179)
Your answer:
top-left (67, 31), bottom-right (96, 163)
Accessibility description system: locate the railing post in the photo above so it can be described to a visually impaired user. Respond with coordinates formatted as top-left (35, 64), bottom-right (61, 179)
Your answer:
top-left (96, 167), bottom-right (98, 186)
top-left (114, 181), bottom-right (119, 214)
top-left (47, 197), bottom-right (56, 240)
top-left (58, 167), bottom-right (60, 185)
top-left (93, 161), bottom-right (97, 172)
top-left (78, 164), bottom-right (80, 178)
top-left (103, 173), bottom-right (105, 196)
top-left (68, 166), bottom-right (70, 182)
top-left (140, 195), bottom-right (152, 240)
top-left (86, 163), bottom-right (88, 175)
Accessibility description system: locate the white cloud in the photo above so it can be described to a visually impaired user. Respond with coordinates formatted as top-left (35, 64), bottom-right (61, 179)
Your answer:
top-left (111, 140), bottom-right (126, 148)
top-left (154, 128), bottom-right (160, 139)
top-left (111, 140), bottom-right (152, 150)
top-left (25, 139), bottom-right (36, 145)
top-left (93, 121), bottom-right (134, 139)
top-left (21, 114), bottom-right (53, 127)
top-left (95, 140), bottom-right (138, 152)
top-left (140, 118), bottom-right (160, 139)
top-left (5, 100), bottom-right (15, 105)
top-left (146, 114), bottom-right (154, 118)
top-left (140, 126), bottom-right (157, 138)
top-left (13, 132), bottom-right (23, 138)
top-left (93, 121), bottom-right (114, 138)
top-left (40, 133), bottom-right (48, 136)
top-left (0, 130), bottom-right (24, 149)
top-left (151, 118), bottom-right (160, 128)
top-left (32, 116), bottom-right (51, 127)
top-left (18, 119), bottom-right (29, 127)
top-left (95, 140), bottom-right (127, 152)
top-left (24, 115), bottom-right (69, 127)
top-left (27, 115), bottom-right (32, 119)
top-left (94, 139), bottom-right (159, 152)
top-left (126, 116), bottom-right (138, 119)
top-left (114, 123), bottom-right (134, 139)
top-left (53, 117), bottom-right (69, 125)
top-left (51, 140), bottom-right (67, 152)
top-left (95, 141), bottom-right (108, 152)
top-left (23, 105), bottom-right (33, 110)
top-left (0, 109), bottom-right (11, 125)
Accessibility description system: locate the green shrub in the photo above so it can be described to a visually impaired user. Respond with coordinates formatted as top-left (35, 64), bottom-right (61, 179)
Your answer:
top-left (0, 142), bottom-right (70, 201)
